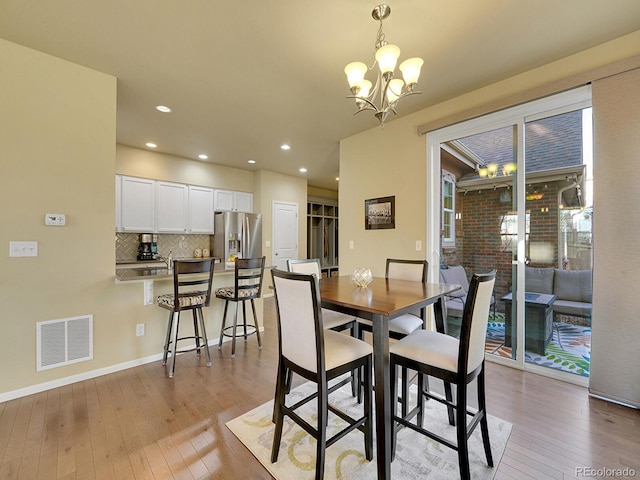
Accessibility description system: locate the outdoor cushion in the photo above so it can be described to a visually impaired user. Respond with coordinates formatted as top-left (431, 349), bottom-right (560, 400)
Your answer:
top-left (439, 266), bottom-right (468, 298)
top-left (554, 268), bottom-right (592, 302)
top-left (553, 299), bottom-right (592, 317)
top-left (525, 267), bottom-right (554, 294)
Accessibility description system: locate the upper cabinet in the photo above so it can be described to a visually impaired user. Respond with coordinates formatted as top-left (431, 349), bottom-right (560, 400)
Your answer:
top-left (214, 189), bottom-right (253, 212)
top-left (156, 181), bottom-right (189, 233)
top-left (188, 185), bottom-right (215, 233)
top-left (118, 175), bottom-right (156, 232)
top-left (116, 176), bottom-right (241, 233)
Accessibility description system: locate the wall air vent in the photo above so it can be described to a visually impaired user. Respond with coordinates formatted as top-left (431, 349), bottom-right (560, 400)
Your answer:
top-left (37, 315), bottom-right (93, 371)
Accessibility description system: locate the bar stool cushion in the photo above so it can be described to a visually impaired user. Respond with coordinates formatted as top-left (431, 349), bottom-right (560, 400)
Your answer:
top-left (157, 291), bottom-right (207, 309)
top-left (215, 286), bottom-right (259, 299)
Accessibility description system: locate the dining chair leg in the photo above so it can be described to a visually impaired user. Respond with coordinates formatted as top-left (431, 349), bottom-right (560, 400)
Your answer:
top-left (270, 361), bottom-right (287, 462)
top-left (218, 301), bottom-right (229, 350)
top-left (401, 366), bottom-right (409, 419)
top-left (456, 381), bottom-right (471, 480)
top-left (478, 365), bottom-right (493, 466)
top-left (417, 372), bottom-right (425, 428)
top-left (444, 380), bottom-right (455, 426)
top-left (315, 382), bottom-right (328, 480)
top-left (391, 357), bottom-right (399, 460)
top-left (363, 355), bottom-right (373, 460)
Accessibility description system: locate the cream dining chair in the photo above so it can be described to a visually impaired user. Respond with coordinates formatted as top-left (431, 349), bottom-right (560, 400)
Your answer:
top-left (270, 268), bottom-right (373, 479)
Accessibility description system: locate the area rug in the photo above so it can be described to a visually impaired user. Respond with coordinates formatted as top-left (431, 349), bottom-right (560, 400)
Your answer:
top-left (226, 380), bottom-right (512, 480)
top-left (485, 318), bottom-right (591, 377)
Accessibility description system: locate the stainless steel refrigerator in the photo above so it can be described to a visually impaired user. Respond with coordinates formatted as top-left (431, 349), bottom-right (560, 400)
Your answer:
top-left (211, 211), bottom-right (262, 262)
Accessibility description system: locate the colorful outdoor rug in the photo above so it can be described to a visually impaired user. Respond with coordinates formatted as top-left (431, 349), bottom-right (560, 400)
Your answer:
top-left (227, 380), bottom-right (512, 480)
top-left (485, 315), bottom-right (591, 377)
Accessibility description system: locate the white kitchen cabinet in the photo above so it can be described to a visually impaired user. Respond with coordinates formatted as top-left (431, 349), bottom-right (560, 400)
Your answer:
top-left (156, 181), bottom-right (188, 233)
top-left (119, 175), bottom-right (156, 232)
top-left (188, 185), bottom-right (214, 233)
top-left (214, 189), bottom-right (253, 212)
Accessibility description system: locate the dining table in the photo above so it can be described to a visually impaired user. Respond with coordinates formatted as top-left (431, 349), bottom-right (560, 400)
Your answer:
top-left (319, 275), bottom-right (461, 480)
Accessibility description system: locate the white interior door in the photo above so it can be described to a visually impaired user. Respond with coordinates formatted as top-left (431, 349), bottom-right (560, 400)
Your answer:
top-left (272, 202), bottom-right (298, 270)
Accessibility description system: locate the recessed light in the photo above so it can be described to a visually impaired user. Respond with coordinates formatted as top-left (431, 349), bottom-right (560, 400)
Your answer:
top-left (281, 144), bottom-right (291, 150)
top-left (248, 159), bottom-right (256, 164)
top-left (155, 105), bottom-right (172, 113)
top-left (198, 154), bottom-right (208, 160)
top-left (146, 142), bottom-right (157, 148)
top-left (336, 177), bottom-right (340, 181)
top-left (299, 167), bottom-right (307, 173)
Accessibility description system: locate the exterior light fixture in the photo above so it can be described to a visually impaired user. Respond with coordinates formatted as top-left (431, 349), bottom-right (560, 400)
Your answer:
top-left (344, 4), bottom-right (423, 127)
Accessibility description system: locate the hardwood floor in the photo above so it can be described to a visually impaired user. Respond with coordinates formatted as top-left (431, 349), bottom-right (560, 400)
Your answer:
top-left (1, 297), bottom-right (638, 479)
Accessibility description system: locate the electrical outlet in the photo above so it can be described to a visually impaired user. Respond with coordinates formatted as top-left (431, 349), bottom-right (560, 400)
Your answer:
top-left (136, 323), bottom-right (145, 336)
top-left (179, 240), bottom-right (188, 249)
top-left (349, 240), bottom-right (354, 250)
top-left (415, 240), bottom-right (422, 251)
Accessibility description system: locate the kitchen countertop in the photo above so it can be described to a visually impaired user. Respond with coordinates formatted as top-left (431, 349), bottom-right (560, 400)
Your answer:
top-left (115, 258), bottom-right (274, 283)
top-left (115, 257), bottom-right (231, 282)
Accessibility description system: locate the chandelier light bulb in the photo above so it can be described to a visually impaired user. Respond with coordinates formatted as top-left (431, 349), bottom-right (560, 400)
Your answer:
top-left (358, 80), bottom-right (373, 98)
top-left (375, 44), bottom-right (401, 75)
top-left (386, 78), bottom-right (405, 103)
top-left (399, 57), bottom-right (424, 86)
top-left (344, 62), bottom-right (368, 91)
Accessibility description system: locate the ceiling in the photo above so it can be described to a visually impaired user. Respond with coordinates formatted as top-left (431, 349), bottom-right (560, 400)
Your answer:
top-left (2, 1), bottom-right (640, 190)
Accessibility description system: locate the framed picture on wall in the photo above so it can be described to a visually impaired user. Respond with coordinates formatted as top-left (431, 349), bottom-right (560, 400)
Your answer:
top-left (364, 196), bottom-right (395, 230)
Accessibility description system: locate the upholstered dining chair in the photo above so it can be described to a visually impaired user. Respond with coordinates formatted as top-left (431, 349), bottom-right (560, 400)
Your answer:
top-left (157, 258), bottom-right (215, 378)
top-left (287, 258), bottom-right (357, 334)
top-left (270, 269), bottom-right (373, 479)
top-left (389, 270), bottom-right (497, 480)
top-left (216, 256), bottom-right (265, 357)
top-left (355, 258), bottom-right (429, 341)
top-left (287, 258), bottom-right (359, 396)
top-left (354, 258), bottom-right (429, 403)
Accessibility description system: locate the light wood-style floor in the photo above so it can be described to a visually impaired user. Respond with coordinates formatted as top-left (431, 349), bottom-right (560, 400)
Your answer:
top-left (1, 297), bottom-right (638, 479)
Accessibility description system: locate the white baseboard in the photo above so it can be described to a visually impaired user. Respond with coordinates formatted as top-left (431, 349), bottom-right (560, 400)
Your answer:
top-left (0, 328), bottom-right (264, 403)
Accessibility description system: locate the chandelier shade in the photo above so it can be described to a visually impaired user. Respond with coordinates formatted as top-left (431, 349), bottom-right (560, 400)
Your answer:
top-left (344, 4), bottom-right (423, 127)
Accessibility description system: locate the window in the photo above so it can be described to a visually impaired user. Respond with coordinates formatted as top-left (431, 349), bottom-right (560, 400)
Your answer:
top-left (442, 172), bottom-right (455, 246)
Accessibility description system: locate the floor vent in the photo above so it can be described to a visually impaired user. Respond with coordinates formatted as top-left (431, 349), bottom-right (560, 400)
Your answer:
top-left (37, 315), bottom-right (93, 371)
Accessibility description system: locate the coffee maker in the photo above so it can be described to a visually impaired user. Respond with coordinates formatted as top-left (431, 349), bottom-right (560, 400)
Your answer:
top-left (137, 233), bottom-right (158, 261)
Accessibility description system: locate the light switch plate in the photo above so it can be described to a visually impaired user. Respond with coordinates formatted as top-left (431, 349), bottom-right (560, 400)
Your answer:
top-left (10, 241), bottom-right (38, 257)
top-left (45, 213), bottom-right (66, 226)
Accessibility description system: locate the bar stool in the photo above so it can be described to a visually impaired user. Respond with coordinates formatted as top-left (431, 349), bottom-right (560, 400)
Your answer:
top-left (216, 256), bottom-right (265, 357)
top-left (157, 258), bottom-right (215, 378)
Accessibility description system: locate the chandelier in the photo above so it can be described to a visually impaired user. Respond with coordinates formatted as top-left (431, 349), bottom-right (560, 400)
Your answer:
top-left (344, 4), bottom-right (423, 127)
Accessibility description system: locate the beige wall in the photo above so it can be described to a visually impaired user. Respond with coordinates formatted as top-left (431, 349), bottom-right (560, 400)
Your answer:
top-left (116, 144), bottom-right (254, 193)
top-left (0, 40), bottom-right (309, 401)
top-left (339, 30), bottom-right (640, 277)
top-left (0, 39), bottom-right (117, 394)
top-left (339, 30), bottom-right (640, 406)
top-left (255, 169), bottom-right (308, 268)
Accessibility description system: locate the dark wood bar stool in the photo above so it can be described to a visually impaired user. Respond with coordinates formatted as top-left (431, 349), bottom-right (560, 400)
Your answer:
top-left (216, 256), bottom-right (265, 357)
top-left (157, 258), bottom-right (215, 378)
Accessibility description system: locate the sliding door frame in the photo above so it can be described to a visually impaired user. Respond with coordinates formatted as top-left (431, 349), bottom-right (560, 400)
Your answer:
top-left (426, 86), bottom-right (591, 386)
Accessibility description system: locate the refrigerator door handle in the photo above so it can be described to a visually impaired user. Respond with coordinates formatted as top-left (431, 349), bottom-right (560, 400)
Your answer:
top-left (243, 216), bottom-right (249, 258)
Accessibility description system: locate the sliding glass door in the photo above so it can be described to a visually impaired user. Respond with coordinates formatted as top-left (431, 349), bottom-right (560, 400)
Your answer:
top-left (426, 87), bottom-right (592, 384)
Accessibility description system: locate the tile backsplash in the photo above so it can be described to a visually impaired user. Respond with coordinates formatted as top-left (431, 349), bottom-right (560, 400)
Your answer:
top-left (116, 233), bottom-right (212, 262)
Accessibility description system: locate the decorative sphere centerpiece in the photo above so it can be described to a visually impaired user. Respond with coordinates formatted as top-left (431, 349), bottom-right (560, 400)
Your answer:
top-left (352, 268), bottom-right (373, 288)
